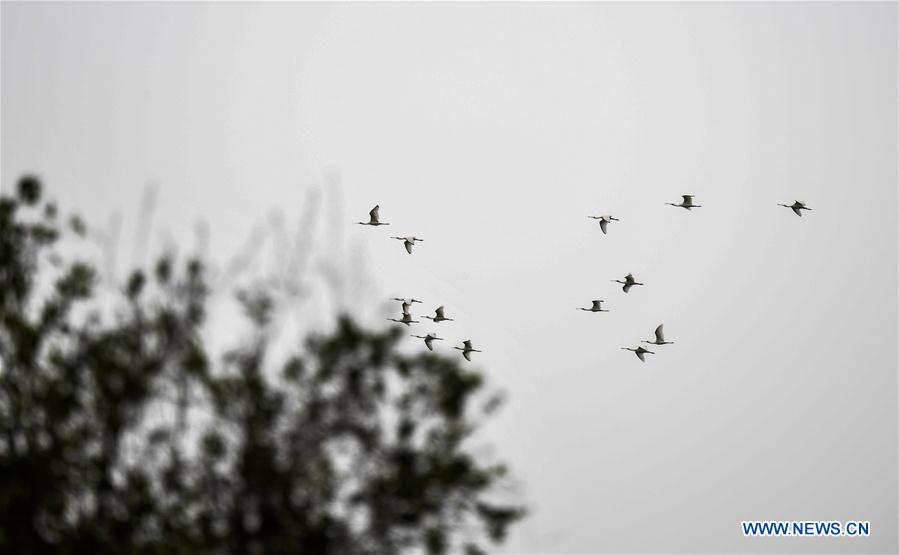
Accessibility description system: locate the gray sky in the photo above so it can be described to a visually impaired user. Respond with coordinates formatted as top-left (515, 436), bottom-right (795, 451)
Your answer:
top-left (2, 2), bottom-right (896, 553)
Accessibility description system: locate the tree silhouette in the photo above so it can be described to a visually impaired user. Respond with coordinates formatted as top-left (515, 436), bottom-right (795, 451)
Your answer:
top-left (0, 176), bottom-right (524, 554)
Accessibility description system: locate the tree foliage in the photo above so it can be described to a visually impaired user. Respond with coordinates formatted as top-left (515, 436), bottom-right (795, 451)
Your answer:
top-left (0, 177), bottom-right (523, 554)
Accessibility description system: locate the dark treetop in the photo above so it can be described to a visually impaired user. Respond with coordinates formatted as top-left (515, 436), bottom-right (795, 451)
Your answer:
top-left (0, 176), bottom-right (523, 555)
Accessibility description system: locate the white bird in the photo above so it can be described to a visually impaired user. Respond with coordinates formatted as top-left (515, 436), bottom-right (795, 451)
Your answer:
top-left (453, 339), bottom-right (482, 361)
top-left (387, 312), bottom-right (419, 326)
top-left (577, 300), bottom-right (608, 313)
top-left (423, 305), bottom-right (454, 323)
top-left (357, 205), bottom-right (389, 226)
top-left (667, 195), bottom-right (702, 210)
top-left (411, 333), bottom-right (444, 351)
top-left (611, 273), bottom-right (644, 293)
top-left (642, 324), bottom-right (674, 346)
top-left (392, 297), bottom-right (422, 314)
top-left (778, 200), bottom-right (812, 217)
top-left (588, 215), bottom-right (620, 235)
top-left (391, 236), bottom-right (424, 254)
top-left (621, 346), bottom-right (655, 362)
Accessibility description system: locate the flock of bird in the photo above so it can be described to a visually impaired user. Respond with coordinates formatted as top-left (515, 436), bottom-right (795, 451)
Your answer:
top-left (357, 206), bottom-right (482, 361)
top-left (584, 195), bottom-right (812, 361)
top-left (359, 197), bottom-right (812, 363)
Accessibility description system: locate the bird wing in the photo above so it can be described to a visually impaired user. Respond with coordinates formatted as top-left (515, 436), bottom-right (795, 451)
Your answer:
top-left (654, 324), bottom-right (664, 342)
top-left (463, 350), bottom-right (472, 361)
top-left (682, 195), bottom-right (693, 204)
top-left (622, 283), bottom-right (632, 293)
top-left (369, 205), bottom-right (380, 223)
top-left (404, 240), bottom-right (413, 254)
top-left (599, 219), bottom-right (608, 234)
top-left (402, 302), bottom-right (411, 315)
top-left (435, 306), bottom-right (445, 318)
top-left (636, 351), bottom-right (646, 362)
top-left (463, 340), bottom-right (472, 349)
top-left (792, 206), bottom-right (802, 217)
top-left (424, 337), bottom-right (433, 350)
top-left (592, 300), bottom-right (602, 310)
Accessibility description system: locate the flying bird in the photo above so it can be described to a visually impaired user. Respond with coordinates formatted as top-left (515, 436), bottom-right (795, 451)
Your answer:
top-left (387, 312), bottom-right (419, 326)
top-left (588, 215), bottom-right (620, 235)
top-left (622, 346), bottom-right (655, 362)
top-left (577, 300), bottom-right (608, 313)
top-left (357, 205), bottom-right (389, 226)
top-left (392, 297), bottom-right (422, 314)
top-left (778, 200), bottom-right (812, 217)
top-left (411, 333), bottom-right (444, 351)
top-left (392, 297), bottom-right (423, 305)
top-left (612, 273), bottom-right (644, 293)
top-left (391, 236), bottom-right (424, 254)
top-left (423, 305), bottom-right (454, 323)
top-left (667, 195), bottom-right (702, 210)
top-left (453, 339), bottom-right (482, 361)
top-left (642, 324), bottom-right (674, 346)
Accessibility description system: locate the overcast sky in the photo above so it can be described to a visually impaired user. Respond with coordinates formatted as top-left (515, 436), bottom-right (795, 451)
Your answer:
top-left (2, 2), bottom-right (896, 553)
